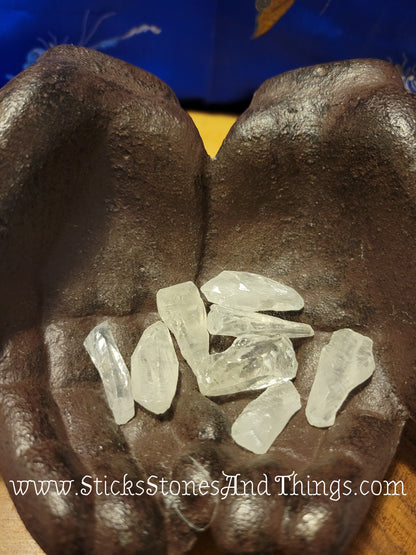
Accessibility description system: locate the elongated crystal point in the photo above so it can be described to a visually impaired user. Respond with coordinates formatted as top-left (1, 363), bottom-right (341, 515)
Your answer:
top-left (156, 281), bottom-right (209, 379)
top-left (207, 304), bottom-right (314, 338)
top-left (131, 321), bottom-right (178, 415)
top-left (200, 270), bottom-right (304, 312)
top-left (84, 322), bottom-right (134, 425)
top-left (199, 334), bottom-right (297, 397)
top-left (306, 329), bottom-right (375, 428)
top-left (232, 381), bottom-right (301, 454)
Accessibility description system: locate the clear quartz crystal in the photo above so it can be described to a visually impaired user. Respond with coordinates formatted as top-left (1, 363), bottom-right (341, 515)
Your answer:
top-left (306, 328), bottom-right (375, 428)
top-left (84, 322), bottom-right (134, 425)
top-left (131, 321), bottom-right (178, 415)
top-left (199, 334), bottom-right (298, 397)
top-left (200, 270), bottom-right (304, 312)
top-left (232, 381), bottom-right (301, 454)
top-left (156, 281), bottom-right (209, 379)
top-left (207, 304), bottom-right (314, 338)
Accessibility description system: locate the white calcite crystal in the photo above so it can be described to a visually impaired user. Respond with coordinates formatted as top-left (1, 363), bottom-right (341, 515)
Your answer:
top-left (207, 304), bottom-right (314, 338)
top-left (156, 281), bottom-right (209, 379)
top-left (131, 321), bottom-right (178, 415)
top-left (199, 334), bottom-right (298, 397)
top-left (306, 328), bottom-right (375, 428)
top-left (232, 381), bottom-right (301, 454)
top-left (84, 322), bottom-right (134, 425)
top-left (200, 270), bottom-right (304, 312)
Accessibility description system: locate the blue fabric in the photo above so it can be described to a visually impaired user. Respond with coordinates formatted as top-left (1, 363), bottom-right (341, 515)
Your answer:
top-left (0, 0), bottom-right (415, 103)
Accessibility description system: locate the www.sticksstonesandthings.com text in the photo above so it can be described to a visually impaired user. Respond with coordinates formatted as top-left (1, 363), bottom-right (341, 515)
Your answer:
top-left (9, 472), bottom-right (407, 503)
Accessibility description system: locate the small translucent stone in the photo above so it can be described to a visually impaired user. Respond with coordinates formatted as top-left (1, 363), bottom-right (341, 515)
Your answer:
top-left (84, 322), bottom-right (134, 425)
top-left (199, 334), bottom-right (298, 397)
top-left (306, 328), bottom-right (375, 428)
top-left (232, 381), bottom-right (301, 454)
top-left (156, 281), bottom-right (209, 379)
top-left (200, 270), bottom-right (304, 312)
top-left (207, 304), bottom-right (314, 338)
top-left (131, 321), bottom-right (179, 415)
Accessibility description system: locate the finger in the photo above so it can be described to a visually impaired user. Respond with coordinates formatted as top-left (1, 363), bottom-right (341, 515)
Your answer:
top-left (167, 388), bottom-right (232, 540)
top-left (277, 414), bottom-right (405, 554)
top-left (51, 384), bottom-right (165, 553)
top-left (0, 328), bottom-right (90, 553)
top-left (47, 315), bottom-right (167, 553)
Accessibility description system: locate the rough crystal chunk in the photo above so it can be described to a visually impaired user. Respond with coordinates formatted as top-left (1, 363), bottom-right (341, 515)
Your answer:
top-left (200, 270), bottom-right (304, 312)
top-left (207, 304), bottom-right (314, 338)
top-left (84, 322), bottom-right (134, 425)
top-left (306, 328), bottom-right (375, 428)
top-left (156, 281), bottom-right (209, 379)
top-left (199, 334), bottom-right (297, 397)
top-left (232, 381), bottom-right (301, 454)
top-left (131, 321), bottom-right (179, 415)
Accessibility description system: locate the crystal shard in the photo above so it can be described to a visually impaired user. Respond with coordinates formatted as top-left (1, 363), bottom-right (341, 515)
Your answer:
top-left (306, 328), bottom-right (375, 428)
top-left (200, 270), bottom-right (304, 312)
top-left (84, 322), bottom-right (134, 425)
top-left (131, 321), bottom-right (178, 415)
top-left (156, 281), bottom-right (209, 379)
top-left (232, 381), bottom-right (301, 454)
top-left (207, 304), bottom-right (314, 338)
top-left (199, 334), bottom-right (298, 397)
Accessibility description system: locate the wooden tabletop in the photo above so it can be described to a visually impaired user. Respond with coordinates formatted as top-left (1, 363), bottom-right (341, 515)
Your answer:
top-left (0, 112), bottom-right (415, 554)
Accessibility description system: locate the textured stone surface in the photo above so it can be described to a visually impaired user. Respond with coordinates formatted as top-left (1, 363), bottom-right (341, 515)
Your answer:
top-left (207, 303), bottom-right (314, 338)
top-left (131, 321), bottom-right (178, 415)
top-left (84, 322), bottom-right (134, 425)
top-left (306, 328), bottom-right (375, 427)
top-left (156, 281), bottom-right (209, 379)
top-left (231, 381), bottom-right (301, 454)
top-left (201, 270), bottom-right (304, 311)
top-left (0, 47), bottom-right (415, 555)
top-left (199, 334), bottom-right (297, 396)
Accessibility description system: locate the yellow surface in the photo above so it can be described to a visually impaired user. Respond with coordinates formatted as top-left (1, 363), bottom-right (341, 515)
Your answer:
top-left (0, 479), bottom-right (44, 555)
top-left (0, 112), bottom-right (415, 555)
top-left (188, 110), bottom-right (237, 157)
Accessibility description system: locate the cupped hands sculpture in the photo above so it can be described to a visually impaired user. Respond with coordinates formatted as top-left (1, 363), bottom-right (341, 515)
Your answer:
top-left (0, 46), bottom-right (415, 554)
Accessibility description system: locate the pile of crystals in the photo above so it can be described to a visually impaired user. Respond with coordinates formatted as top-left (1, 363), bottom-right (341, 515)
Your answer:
top-left (84, 271), bottom-right (375, 455)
